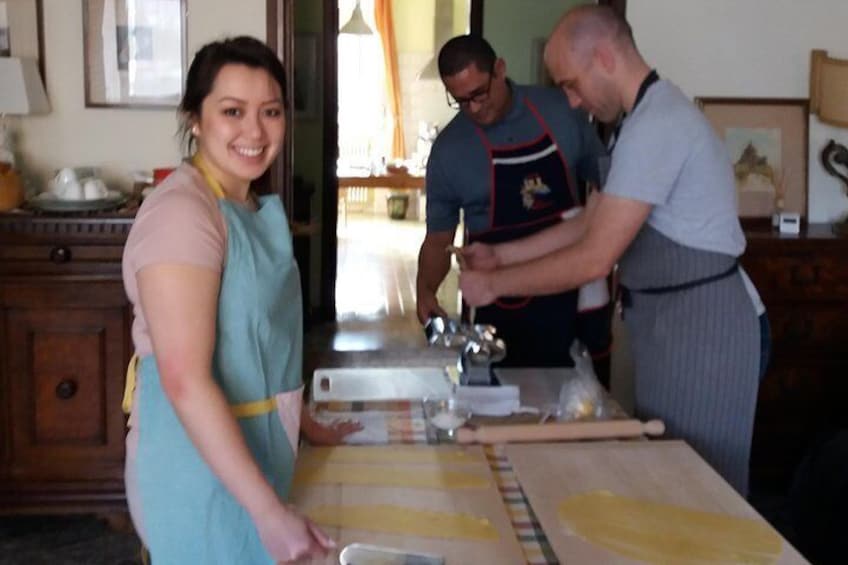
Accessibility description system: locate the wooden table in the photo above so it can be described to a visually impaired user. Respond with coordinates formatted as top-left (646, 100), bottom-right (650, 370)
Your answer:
top-left (506, 441), bottom-right (808, 564)
top-left (338, 172), bottom-right (425, 190)
top-left (291, 445), bottom-right (527, 564)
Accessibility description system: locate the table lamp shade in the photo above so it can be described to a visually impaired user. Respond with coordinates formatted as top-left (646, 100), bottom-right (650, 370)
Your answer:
top-left (811, 50), bottom-right (848, 128)
top-left (0, 57), bottom-right (50, 115)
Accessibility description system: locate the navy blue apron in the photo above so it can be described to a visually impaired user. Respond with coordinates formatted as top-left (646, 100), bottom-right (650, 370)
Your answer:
top-left (467, 99), bottom-right (581, 367)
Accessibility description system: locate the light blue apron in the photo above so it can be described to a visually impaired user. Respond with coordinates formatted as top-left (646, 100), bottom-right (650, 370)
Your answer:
top-left (134, 165), bottom-right (303, 564)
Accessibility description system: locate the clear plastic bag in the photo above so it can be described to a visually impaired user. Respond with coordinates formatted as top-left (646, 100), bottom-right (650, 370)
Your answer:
top-left (556, 341), bottom-right (611, 421)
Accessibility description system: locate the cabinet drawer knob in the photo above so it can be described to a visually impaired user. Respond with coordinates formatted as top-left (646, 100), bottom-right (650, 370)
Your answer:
top-left (790, 265), bottom-right (819, 286)
top-left (55, 379), bottom-right (78, 400)
top-left (49, 246), bottom-right (72, 264)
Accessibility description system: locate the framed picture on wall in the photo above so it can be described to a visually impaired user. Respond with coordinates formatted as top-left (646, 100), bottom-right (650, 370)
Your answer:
top-left (696, 97), bottom-right (809, 219)
top-left (0, 0), bottom-right (43, 65)
top-left (82, 0), bottom-right (186, 108)
top-left (294, 33), bottom-right (319, 119)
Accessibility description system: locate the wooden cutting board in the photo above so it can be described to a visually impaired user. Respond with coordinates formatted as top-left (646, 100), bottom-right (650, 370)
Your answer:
top-left (290, 445), bottom-right (525, 564)
top-left (505, 440), bottom-right (807, 564)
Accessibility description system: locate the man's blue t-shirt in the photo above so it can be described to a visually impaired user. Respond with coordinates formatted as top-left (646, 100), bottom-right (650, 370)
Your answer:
top-left (425, 82), bottom-right (605, 234)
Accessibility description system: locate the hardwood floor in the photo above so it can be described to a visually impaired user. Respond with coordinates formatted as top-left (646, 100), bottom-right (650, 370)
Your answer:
top-left (327, 211), bottom-right (459, 351)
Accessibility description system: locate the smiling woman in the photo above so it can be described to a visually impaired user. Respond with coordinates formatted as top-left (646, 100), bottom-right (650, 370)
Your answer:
top-left (121, 36), bottom-right (336, 563)
top-left (189, 64), bottom-right (286, 203)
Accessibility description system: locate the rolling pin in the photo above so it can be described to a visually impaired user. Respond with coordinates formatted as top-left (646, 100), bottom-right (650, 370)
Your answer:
top-left (455, 418), bottom-right (665, 444)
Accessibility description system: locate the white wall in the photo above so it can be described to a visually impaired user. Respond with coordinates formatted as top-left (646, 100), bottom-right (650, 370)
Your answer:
top-left (13, 0), bottom-right (266, 194)
top-left (628, 0), bottom-right (848, 223)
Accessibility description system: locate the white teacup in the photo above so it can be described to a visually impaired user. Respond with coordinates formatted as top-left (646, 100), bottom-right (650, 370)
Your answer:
top-left (83, 178), bottom-right (108, 200)
top-left (57, 180), bottom-right (84, 200)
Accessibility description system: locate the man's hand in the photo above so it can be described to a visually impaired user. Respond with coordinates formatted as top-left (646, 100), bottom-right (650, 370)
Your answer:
top-left (461, 242), bottom-right (499, 271)
top-left (416, 287), bottom-right (447, 324)
top-left (459, 270), bottom-right (497, 307)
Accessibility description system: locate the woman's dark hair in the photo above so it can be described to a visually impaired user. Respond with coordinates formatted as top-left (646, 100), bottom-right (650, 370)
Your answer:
top-left (178, 36), bottom-right (288, 153)
top-left (437, 35), bottom-right (496, 78)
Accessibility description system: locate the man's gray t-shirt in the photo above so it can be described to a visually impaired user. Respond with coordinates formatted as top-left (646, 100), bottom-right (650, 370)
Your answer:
top-left (425, 83), bottom-right (605, 234)
top-left (604, 80), bottom-right (746, 257)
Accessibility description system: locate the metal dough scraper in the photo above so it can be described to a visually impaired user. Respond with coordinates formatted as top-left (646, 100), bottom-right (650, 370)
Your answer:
top-left (339, 543), bottom-right (445, 565)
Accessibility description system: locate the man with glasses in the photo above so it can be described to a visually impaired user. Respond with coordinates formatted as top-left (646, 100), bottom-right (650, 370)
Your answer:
top-left (416, 34), bottom-right (611, 381)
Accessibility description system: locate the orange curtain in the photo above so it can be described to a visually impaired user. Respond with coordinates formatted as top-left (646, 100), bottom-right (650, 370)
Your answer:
top-left (374, 0), bottom-right (406, 160)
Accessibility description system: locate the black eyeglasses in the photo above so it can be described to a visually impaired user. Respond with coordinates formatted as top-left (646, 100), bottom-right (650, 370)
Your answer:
top-left (445, 73), bottom-right (494, 110)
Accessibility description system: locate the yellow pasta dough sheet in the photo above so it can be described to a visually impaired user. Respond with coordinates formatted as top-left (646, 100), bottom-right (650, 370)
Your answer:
top-left (306, 504), bottom-right (499, 541)
top-left (558, 490), bottom-right (782, 565)
top-left (298, 445), bottom-right (477, 466)
top-left (293, 464), bottom-right (490, 490)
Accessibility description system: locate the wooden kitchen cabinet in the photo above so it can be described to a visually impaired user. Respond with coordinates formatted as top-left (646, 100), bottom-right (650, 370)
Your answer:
top-left (742, 223), bottom-right (848, 492)
top-left (0, 214), bottom-right (133, 513)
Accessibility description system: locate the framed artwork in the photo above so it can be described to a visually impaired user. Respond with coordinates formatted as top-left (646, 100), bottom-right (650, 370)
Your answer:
top-left (293, 33), bottom-right (319, 119)
top-left (82, 0), bottom-right (186, 108)
top-left (0, 1), bottom-right (43, 68)
top-left (696, 97), bottom-right (809, 219)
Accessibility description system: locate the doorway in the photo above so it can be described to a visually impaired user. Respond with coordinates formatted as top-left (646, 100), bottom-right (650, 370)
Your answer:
top-left (311, 0), bottom-right (623, 341)
top-left (320, 0), bottom-right (480, 350)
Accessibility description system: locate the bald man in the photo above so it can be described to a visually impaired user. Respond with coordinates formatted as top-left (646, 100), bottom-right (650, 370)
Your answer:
top-left (459, 5), bottom-right (767, 496)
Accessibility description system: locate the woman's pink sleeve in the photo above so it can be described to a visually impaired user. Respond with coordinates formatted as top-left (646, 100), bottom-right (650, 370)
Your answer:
top-left (126, 181), bottom-right (226, 274)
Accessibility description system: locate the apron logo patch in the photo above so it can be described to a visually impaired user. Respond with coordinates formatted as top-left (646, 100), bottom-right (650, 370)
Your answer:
top-left (521, 174), bottom-right (553, 211)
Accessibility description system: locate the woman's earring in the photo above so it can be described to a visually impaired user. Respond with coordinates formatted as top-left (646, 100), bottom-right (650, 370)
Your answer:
top-left (191, 125), bottom-right (199, 137)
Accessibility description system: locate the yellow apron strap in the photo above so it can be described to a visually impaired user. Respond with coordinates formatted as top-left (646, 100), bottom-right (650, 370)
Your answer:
top-left (122, 353), bottom-right (140, 415)
top-left (124, 353), bottom-right (275, 418)
top-left (231, 397), bottom-right (277, 418)
top-left (191, 153), bottom-right (227, 200)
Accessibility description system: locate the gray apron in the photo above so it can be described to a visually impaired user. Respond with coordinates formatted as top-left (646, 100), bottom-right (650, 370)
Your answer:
top-left (619, 225), bottom-right (759, 495)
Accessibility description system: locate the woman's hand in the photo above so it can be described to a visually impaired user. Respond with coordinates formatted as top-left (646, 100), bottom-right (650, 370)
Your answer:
top-left (252, 500), bottom-right (335, 563)
top-left (461, 242), bottom-right (499, 271)
top-left (301, 409), bottom-right (363, 446)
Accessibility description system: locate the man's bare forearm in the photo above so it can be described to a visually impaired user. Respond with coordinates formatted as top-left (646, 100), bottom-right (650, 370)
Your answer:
top-left (417, 232), bottom-right (454, 294)
top-left (497, 212), bottom-right (588, 266)
top-left (497, 192), bottom-right (598, 266)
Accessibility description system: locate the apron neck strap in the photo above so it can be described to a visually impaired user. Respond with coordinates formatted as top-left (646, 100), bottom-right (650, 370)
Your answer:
top-left (609, 69), bottom-right (660, 154)
top-left (191, 153), bottom-right (227, 200)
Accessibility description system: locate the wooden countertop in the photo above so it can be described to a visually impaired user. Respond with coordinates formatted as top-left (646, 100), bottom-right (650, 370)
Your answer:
top-left (338, 172), bottom-right (425, 190)
top-left (506, 441), bottom-right (807, 564)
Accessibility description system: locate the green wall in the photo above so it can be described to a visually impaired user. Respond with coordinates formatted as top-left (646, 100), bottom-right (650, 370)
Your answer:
top-left (483, 0), bottom-right (589, 84)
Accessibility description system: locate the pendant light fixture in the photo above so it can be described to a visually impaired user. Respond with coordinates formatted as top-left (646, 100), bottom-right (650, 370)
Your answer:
top-left (340, 0), bottom-right (374, 35)
top-left (417, 0), bottom-right (454, 80)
